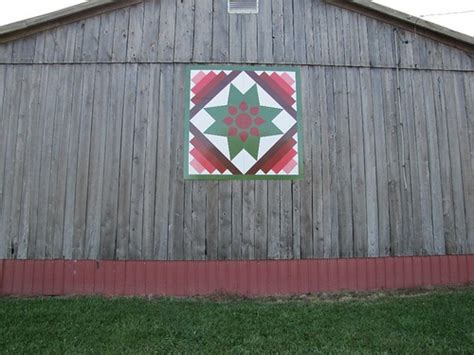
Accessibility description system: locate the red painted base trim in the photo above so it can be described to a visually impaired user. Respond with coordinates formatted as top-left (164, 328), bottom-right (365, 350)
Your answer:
top-left (1, 256), bottom-right (473, 296)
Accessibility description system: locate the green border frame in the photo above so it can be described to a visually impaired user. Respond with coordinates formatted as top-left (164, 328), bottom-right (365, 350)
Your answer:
top-left (184, 64), bottom-right (303, 181)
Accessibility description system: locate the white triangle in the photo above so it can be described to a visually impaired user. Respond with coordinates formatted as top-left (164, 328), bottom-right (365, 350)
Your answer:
top-left (231, 150), bottom-right (257, 174)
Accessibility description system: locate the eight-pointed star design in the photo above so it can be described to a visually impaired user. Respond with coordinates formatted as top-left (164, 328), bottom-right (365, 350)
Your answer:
top-left (204, 84), bottom-right (282, 160)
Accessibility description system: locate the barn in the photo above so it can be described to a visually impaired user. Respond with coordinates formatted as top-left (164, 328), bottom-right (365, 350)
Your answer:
top-left (0, 0), bottom-right (473, 296)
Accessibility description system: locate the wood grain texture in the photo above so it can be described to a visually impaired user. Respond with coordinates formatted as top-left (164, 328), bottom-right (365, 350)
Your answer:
top-left (1, 0), bottom-right (472, 71)
top-left (0, 0), bottom-right (473, 261)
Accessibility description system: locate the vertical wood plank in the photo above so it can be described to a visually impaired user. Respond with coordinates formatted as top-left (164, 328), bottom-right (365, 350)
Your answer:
top-left (412, 71), bottom-right (435, 254)
top-left (357, 14), bottom-right (370, 66)
top-left (0, 43), bottom-right (13, 62)
top-left (80, 17), bottom-right (100, 62)
top-left (319, 67), bottom-right (336, 257)
top-left (271, 0), bottom-right (284, 63)
top-left (49, 66), bottom-right (76, 258)
top-left (0, 66), bottom-right (12, 257)
top-left (347, 68), bottom-right (368, 257)
top-left (192, 0), bottom-right (213, 62)
top-left (303, 0), bottom-right (315, 64)
top-left (316, 1), bottom-right (330, 64)
top-left (141, 0), bottom-right (160, 62)
top-left (292, 0), bottom-right (306, 64)
top-left (300, 66), bottom-right (313, 258)
top-left (191, 182), bottom-right (206, 260)
top-left (257, 0), bottom-right (272, 63)
top-left (212, 0), bottom-right (229, 62)
top-left (36, 66), bottom-right (60, 258)
top-left (72, 21), bottom-right (86, 63)
top-left (400, 71), bottom-right (420, 254)
top-left (83, 65), bottom-right (111, 259)
top-left (360, 68), bottom-right (379, 257)
top-left (116, 64), bottom-right (138, 260)
top-left (242, 181), bottom-right (255, 259)
top-left (280, 180), bottom-right (293, 259)
top-left (443, 73), bottom-right (467, 253)
top-left (64, 22), bottom-right (79, 62)
top-left (231, 182), bottom-right (243, 259)
top-left (218, 182), bottom-right (232, 259)
top-left (371, 69), bottom-right (389, 257)
top-left (111, 7), bottom-right (131, 62)
top-left (142, 64), bottom-right (160, 259)
top-left (334, 68), bottom-right (352, 257)
top-left (23, 67), bottom-right (48, 259)
top-left (153, 64), bottom-right (174, 259)
top-left (12, 37), bottom-right (36, 63)
top-left (1, 66), bottom-right (22, 258)
top-left (464, 74), bottom-right (473, 180)
top-left (267, 181), bottom-right (281, 259)
top-left (229, 11), bottom-right (242, 62)
top-left (324, 67), bottom-right (340, 257)
top-left (205, 181), bottom-right (219, 259)
top-left (12, 67), bottom-right (39, 258)
top-left (283, 0), bottom-right (295, 63)
top-left (44, 65), bottom-right (67, 258)
top-left (168, 65), bottom-right (186, 260)
top-left (52, 27), bottom-right (68, 62)
top-left (422, 72), bottom-right (445, 255)
top-left (100, 64), bottom-right (127, 259)
top-left (96, 11), bottom-right (116, 62)
top-left (366, 18), bottom-right (381, 66)
top-left (174, 0), bottom-right (195, 62)
top-left (128, 64), bottom-right (151, 259)
top-left (157, 0), bottom-right (177, 62)
top-left (126, 2), bottom-right (145, 62)
top-left (431, 72), bottom-right (456, 253)
top-left (311, 67), bottom-right (323, 258)
top-left (254, 180), bottom-right (267, 259)
top-left (452, 72), bottom-right (474, 252)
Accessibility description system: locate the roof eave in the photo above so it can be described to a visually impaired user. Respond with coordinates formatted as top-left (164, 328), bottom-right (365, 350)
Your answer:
top-left (325, 0), bottom-right (474, 54)
top-left (0, 0), bottom-right (144, 44)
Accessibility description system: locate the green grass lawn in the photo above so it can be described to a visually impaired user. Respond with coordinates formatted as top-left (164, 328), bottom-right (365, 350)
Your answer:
top-left (1, 288), bottom-right (473, 353)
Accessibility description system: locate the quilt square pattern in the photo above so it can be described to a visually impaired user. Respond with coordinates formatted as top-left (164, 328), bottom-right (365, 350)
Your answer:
top-left (184, 65), bottom-right (302, 180)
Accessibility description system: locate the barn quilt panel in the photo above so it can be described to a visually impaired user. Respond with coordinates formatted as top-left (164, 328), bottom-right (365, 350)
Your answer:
top-left (184, 65), bottom-right (302, 180)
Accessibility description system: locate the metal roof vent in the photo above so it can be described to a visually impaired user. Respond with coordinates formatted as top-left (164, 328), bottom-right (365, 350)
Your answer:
top-left (228, 0), bottom-right (259, 14)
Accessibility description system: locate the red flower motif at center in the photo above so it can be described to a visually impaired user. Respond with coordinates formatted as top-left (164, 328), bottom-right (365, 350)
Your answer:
top-left (223, 101), bottom-right (266, 142)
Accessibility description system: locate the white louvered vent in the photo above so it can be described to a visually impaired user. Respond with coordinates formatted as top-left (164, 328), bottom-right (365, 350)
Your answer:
top-left (228, 0), bottom-right (259, 14)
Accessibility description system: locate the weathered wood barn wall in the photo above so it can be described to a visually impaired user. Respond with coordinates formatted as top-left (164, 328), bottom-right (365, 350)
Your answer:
top-left (0, 0), bottom-right (473, 266)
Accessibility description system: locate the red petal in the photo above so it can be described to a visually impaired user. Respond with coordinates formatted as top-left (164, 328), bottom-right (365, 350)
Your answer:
top-left (250, 127), bottom-right (260, 137)
top-left (239, 131), bottom-right (248, 142)
top-left (240, 101), bottom-right (248, 111)
top-left (250, 107), bottom-right (259, 115)
top-left (228, 106), bottom-right (238, 115)
top-left (224, 117), bottom-right (233, 125)
top-left (228, 127), bottom-right (238, 136)
top-left (255, 117), bottom-right (265, 126)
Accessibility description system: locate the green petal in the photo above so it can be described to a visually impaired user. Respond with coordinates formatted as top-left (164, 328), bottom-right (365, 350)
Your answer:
top-left (228, 85), bottom-right (244, 106)
top-left (244, 135), bottom-right (260, 160)
top-left (228, 135), bottom-right (246, 160)
top-left (258, 106), bottom-right (282, 121)
top-left (258, 121), bottom-right (283, 137)
top-left (205, 120), bottom-right (230, 137)
top-left (204, 105), bottom-right (232, 136)
top-left (205, 105), bottom-right (230, 120)
top-left (243, 85), bottom-right (260, 107)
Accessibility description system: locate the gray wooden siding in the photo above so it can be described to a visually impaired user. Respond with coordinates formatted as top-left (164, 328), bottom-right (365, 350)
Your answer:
top-left (0, 63), bottom-right (472, 260)
top-left (0, 0), bottom-right (472, 70)
top-left (0, 0), bottom-right (473, 260)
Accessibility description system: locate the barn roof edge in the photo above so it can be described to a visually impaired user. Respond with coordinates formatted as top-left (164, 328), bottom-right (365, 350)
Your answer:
top-left (0, 0), bottom-right (144, 44)
top-left (325, 0), bottom-right (473, 53)
top-left (0, 0), bottom-right (472, 53)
